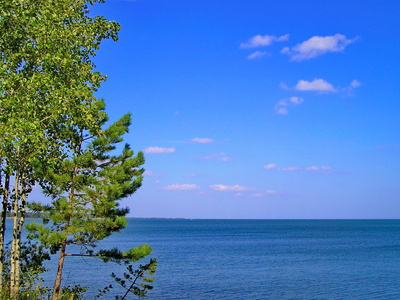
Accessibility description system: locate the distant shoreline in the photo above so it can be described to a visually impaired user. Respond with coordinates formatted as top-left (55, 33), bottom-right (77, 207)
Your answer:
top-left (5, 216), bottom-right (187, 220)
top-left (127, 217), bottom-right (186, 220)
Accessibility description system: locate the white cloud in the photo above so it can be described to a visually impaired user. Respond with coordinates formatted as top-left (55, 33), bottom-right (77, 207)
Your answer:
top-left (218, 157), bottom-right (231, 162)
top-left (305, 165), bottom-right (320, 171)
top-left (191, 137), bottom-right (214, 143)
top-left (350, 79), bottom-right (361, 88)
top-left (295, 78), bottom-right (337, 93)
top-left (252, 190), bottom-right (277, 197)
top-left (281, 46), bottom-right (290, 54)
top-left (240, 34), bottom-right (289, 48)
top-left (289, 96), bottom-right (304, 104)
top-left (209, 184), bottom-right (250, 192)
top-left (264, 163), bottom-right (277, 170)
top-left (266, 164), bottom-right (332, 172)
top-left (197, 152), bottom-right (229, 161)
top-left (275, 96), bottom-right (304, 115)
top-left (266, 165), bottom-right (331, 172)
top-left (143, 170), bottom-right (164, 177)
top-left (343, 79), bottom-right (361, 96)
top-left (278, 167), bottom-right (300, 171)
top-left (305, 165), bottom-right (332, 172)
top-left (277, 99), bottom-right (288, 106)
top-left (247, 51), bottom-right (268, 59)
top-left (282, 34), bottom-right (357, 61)
top-left (143, 146), bottom-right (175, 154)
top-left (288, 78), bottom-right (359, 96)
top-left (276, 107), bottom-right (288, 115)
top-left (163, 184), bottom-right (199, 191)
top-left (280, 82), bottom-right (290, 90)
top-left (143, 170), bottom-right (155, 177)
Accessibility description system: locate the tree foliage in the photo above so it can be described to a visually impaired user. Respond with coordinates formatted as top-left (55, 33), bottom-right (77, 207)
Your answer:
top-left (26, 105), bottom-right (152, 299)
top-left (0, 0), bottom-right (156, 298)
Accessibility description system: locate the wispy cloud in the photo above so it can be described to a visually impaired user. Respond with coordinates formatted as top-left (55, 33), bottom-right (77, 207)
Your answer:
top-left (295, 78), bottom-right (337, 93)
top-left (276, 108), bottom-right (288, 115)
top-left (197, 152), bottom-right (230, 161)
top-left (143, 170), bottom-right (163, 177)
top-left (350, 79), bottom-right (361, 88)
top-left (281, 34), bottom-right (357, 61)
top-left (289, 96), bottom-right (304, 104)
top-left (218, 157), bottom-right (231, 162)
top-left (280, 82), bottom-right (290, 90)
top-left (143, 146), bottom-right (175, 154)
top-left (247, 51), bottom-right (269, 59)
top-left (252, 190), bottom-right (277, 197)
top-left (278, 167), bottom-right (300, 171)
top-left (264, 164), bottom-right (277, 170)
top-left (251, 190), bottom-right (277, 198)
top-left (191, 137), bottom-right (214, 143)
top-left (284, 79), bottom-right (360, 95)
top-left (305, 165), bottom-right (331, 171)
top-left (265, 164), bottom-right (331, 172)
top-left (240, 34), bottom-right (289, 48)
top-left (275, 96), bottom-right (304, 115)
top-left (163, 184), bottom-right (200, 191)
top-left (342, 79), bottom-right (361, 96)
top-left (209, 184), bottom-right (250, 192)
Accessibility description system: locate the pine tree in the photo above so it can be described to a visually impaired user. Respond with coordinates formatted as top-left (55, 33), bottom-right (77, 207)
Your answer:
top-left (26, 104), bottom-right (151, 300)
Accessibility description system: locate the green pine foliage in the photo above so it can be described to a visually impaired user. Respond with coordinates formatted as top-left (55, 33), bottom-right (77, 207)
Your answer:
top-left (26, 103), bottom-right (154, 298)
top-left (96, 258), bottom-right (157, 299)
top-left (27, 108), bottom-right (145, 249)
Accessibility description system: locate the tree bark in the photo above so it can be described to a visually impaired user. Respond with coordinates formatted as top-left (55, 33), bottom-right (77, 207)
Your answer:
top-left (0, 169), bottom-right (10, 290)
top-left (10, 169), bottom-right (19, 297)
top-left (14, 173), bottom-right (27, 290)
top-left (52, 158), bottom-right (79, 300)
top-left (52, 239), bottom-right (67, 300)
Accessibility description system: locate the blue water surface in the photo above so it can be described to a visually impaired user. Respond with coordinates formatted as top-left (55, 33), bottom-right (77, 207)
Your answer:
top-left (18, 219), bottom-right (400, 299)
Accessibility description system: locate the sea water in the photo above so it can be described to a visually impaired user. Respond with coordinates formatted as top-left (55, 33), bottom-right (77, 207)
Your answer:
top-left (10, 219), bottom-right (400, 299)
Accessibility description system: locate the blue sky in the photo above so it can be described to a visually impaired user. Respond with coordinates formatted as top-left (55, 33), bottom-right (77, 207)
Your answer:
top-left (77, 0), bottom-right (400, 219)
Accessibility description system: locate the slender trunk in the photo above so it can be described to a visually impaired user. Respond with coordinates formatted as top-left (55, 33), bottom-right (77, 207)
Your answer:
top-left (52, 162), bottom-right (79, 300)
top-left (52, 130), bottom-right (83, 300)
top-left (0, 165), bottom-right (2, 291)
top-left (14, 173), bottom-right (27, 290)
top-left (10, 170), bottom-right (19, 297)
top-left (0, 169), bottom-right (10, 290)
top-left (52, 239), bottom-right (67, 300)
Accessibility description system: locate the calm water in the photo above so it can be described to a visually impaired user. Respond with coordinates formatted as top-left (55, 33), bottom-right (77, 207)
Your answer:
top-left (15, 219), bottom-right (400, 299)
